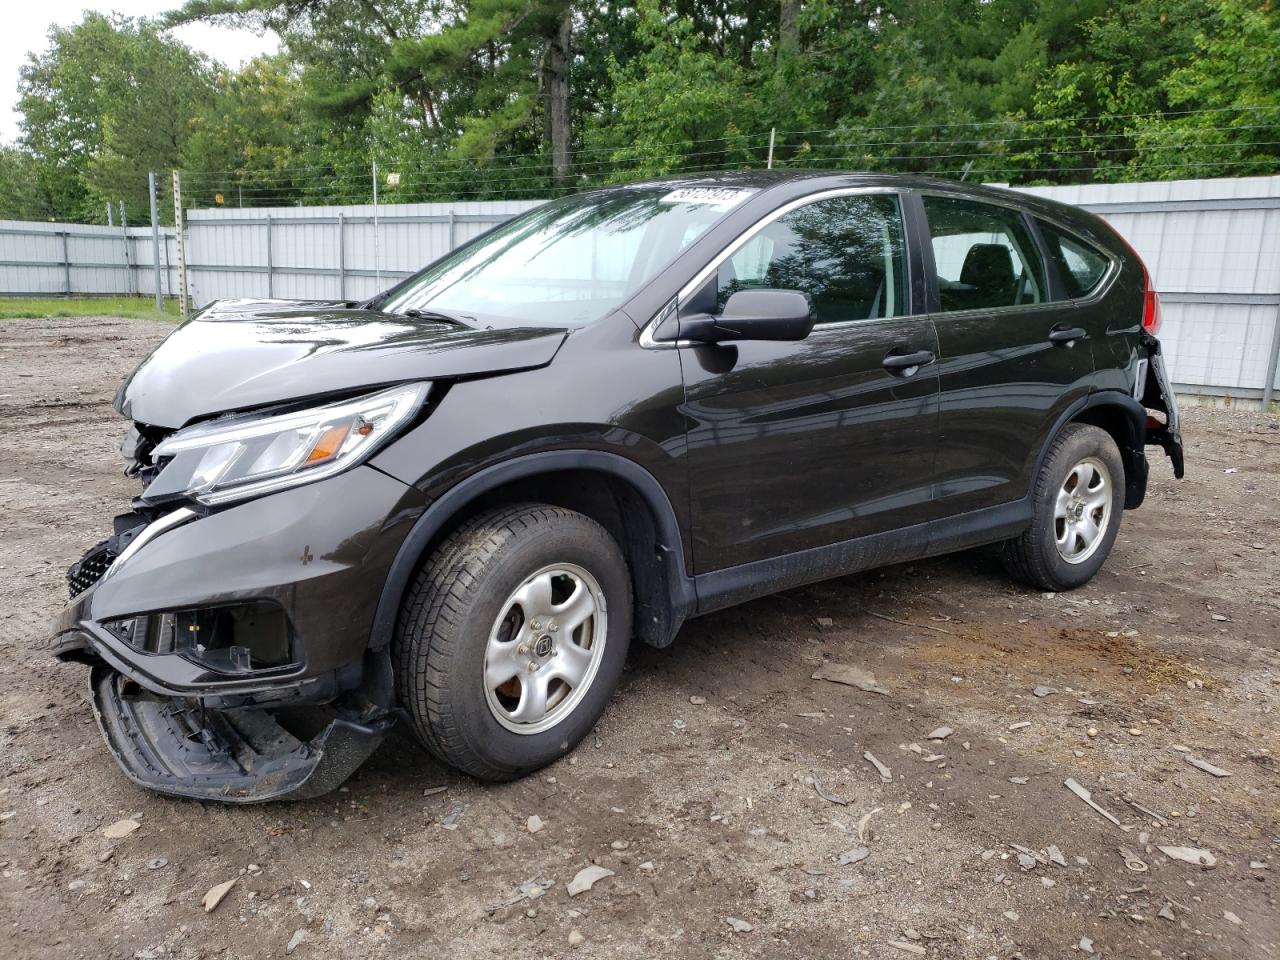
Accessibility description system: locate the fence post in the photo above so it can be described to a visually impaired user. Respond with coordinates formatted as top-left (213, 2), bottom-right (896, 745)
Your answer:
top-left (1263, 309), bottom-right (1280, 410)
top-left (119, 200), bottom-right (133, 296)
top-left (265, 213), bottom-right (274, 298)
top-left (172, 171), bottom-right (189, 320)
top-left (337, 211), bottom-right (346, 301)
top-left (106, 203), bottom-right (113, 227)
top-left (148, 172), bottom-right (163, 311)
top-left (372, 161), bottom-right (381, 288)
top-left (60, 231), bottom-right (71, 296)
top-left (163, 230), bottom-right (172, 297)
top-left (447, 210), bottom-right (456, 250)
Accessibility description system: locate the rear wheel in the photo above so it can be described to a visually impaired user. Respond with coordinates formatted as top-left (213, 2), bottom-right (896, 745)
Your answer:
top-left (1002, 423), bottom-right (1125, 591)
top-left (394, 504), bottom-right (632, 781)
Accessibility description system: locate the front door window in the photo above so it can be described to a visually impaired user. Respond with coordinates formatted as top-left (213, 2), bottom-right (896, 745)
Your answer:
top-left (713, 194), bottom-right (908, 324)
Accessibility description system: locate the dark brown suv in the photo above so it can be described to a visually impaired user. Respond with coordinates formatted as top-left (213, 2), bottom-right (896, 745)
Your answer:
top-left (49, 172), bottom-right (1183, 802)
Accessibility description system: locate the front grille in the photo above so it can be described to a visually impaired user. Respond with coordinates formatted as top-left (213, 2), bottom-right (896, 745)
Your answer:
top-left (68, 540), bottom-right (117, 597)
top-left (66, 515), bottom-right (149, 598)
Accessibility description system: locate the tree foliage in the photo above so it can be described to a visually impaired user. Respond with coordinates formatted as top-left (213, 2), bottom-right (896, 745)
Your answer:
top-left (5, 0), bottom-right (1279, 221)
top-left (16, 12), bottom-right (214, 222)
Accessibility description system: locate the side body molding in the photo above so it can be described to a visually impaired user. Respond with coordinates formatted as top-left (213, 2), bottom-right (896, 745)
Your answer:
top-left (368, 450), bottom-right (697, 652)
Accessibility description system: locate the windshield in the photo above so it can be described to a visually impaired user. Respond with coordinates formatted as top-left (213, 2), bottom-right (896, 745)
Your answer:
top-left (378, 186), bottom-right (756, 327)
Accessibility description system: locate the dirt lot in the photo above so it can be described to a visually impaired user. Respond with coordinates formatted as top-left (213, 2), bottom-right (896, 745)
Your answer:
top-left (1, 316), bottom-right (1277, 960)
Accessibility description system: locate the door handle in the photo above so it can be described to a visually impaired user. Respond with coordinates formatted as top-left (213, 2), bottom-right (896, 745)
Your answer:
top-left (882, 348), bottom-right (936, 373)
top-left (1049, 325), bottom-right (1088, 346)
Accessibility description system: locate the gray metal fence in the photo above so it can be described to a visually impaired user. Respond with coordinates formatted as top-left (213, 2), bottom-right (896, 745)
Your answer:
top-left (2, 178), bottom-right (1278, 406)
top-left (0, 219), bottom-right (178, 298)
top-left (183, 199), bottom-right (543, 305)
top-left (1019, 175), bottom-right (1280, 407)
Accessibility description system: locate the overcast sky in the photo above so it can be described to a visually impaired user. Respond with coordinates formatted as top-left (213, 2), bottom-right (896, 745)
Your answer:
top-left (2, 2), bottom-right (280, 144)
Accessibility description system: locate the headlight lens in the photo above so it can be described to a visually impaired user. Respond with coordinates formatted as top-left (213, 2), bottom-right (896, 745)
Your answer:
top-left (143, 382), bottom-right (429, 505)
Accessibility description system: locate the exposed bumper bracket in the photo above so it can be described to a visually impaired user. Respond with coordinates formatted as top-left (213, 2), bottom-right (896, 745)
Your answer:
top-left (91, 667), bottom-right (392, 803)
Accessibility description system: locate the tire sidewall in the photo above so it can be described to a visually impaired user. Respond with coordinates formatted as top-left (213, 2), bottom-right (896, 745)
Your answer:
top-left (433, 517), bottom-right (631, 775)
top-left (1036, 425), bottom-right (1125, 588)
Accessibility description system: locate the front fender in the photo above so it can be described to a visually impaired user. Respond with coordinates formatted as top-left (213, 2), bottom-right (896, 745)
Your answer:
top-left (367, 449), bottom-right (696, 654)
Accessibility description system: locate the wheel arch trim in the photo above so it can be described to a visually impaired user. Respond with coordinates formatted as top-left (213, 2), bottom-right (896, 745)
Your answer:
top-left (368, 450), bottom-right (696, 652)
top-left (1034, 391), bottom-right (1148, 509)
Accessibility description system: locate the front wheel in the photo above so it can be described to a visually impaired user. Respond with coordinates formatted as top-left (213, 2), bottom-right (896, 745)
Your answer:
top-left (1002, 423), bottom-right (1125, 591)
top-left (394, 504), bottom-right (632, 781)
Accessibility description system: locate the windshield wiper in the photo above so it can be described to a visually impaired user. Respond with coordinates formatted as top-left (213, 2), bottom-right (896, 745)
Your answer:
top-left (398, 307), bottom-right (477, 329)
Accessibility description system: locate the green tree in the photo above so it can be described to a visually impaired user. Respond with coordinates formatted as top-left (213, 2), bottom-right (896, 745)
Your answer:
top-left (17, 12), bottom-right (214, 221)
top-left (0, 147), bottom-right (53, 220)
top-left (1013, 0), bottom-right (1210, 182)
top-left (581, 0), bottom-right (759, 179)
top-left (180, 55), bottom-right (313, 207)
top-left (1131, 0), bottom-right (1280, 179)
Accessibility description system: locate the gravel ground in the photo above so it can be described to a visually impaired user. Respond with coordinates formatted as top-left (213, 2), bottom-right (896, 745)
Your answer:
top-left (1, 316), bottom-right (1277, 960)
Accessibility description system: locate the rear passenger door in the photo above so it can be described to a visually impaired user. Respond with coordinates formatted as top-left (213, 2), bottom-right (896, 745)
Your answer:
top-left (919, 193), bottom-right (1099, 517)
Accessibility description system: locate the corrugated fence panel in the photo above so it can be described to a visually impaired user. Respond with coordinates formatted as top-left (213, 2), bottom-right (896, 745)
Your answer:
top-left (184, 200), bottom-right (543, 304)
top-left (3, 181), bottom-right (1278, 400)
top-left (1014, 176), bottom-right (1280, 399)
top-left (0, 219), bottom-right (177, 298)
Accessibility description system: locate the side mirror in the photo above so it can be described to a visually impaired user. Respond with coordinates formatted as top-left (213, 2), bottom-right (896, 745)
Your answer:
top-left (680, 289), bottom-right (816, 343)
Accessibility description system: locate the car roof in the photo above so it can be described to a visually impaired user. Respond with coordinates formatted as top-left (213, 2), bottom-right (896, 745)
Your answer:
top-left (612, 169), bottom-right (1101, 237)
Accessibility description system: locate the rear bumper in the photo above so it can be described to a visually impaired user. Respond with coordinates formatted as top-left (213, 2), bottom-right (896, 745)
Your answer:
top-left (1143, 341), bottom-right (1184, 478)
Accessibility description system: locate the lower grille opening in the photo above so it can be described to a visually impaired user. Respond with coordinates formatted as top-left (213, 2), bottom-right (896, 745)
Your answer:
top-left (103, 601), bottom-right (296, 674)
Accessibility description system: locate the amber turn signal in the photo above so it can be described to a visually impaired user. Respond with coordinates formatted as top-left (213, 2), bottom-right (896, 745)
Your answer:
top-left (305, 424), bottom-right (351, 464)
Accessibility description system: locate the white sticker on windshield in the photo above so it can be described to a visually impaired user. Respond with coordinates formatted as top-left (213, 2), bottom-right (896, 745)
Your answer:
top-left (659, 187), bottom-right (755, 210)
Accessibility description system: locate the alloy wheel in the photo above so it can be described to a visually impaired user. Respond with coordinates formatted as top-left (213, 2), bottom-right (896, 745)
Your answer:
top-left (483, 563), bottom-right (607, 734)
top-left (1053, 456), bottom-right (1113, 564)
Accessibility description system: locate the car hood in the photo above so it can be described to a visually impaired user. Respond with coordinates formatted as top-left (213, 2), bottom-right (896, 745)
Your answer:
top-left (115, 299), bottom-right (569, 428)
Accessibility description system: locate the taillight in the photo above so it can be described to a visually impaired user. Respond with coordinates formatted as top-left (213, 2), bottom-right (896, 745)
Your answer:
top-left (1140, 265), bottom-right (1162, 336)
top-left (1105, 222), bottom-right (1161, 336)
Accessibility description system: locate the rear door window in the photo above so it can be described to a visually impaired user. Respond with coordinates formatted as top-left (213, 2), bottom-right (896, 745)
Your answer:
top-left (1037, 220), bottom-right (1111, 299)
top-left (922, 195), bottom-right (1046, 312)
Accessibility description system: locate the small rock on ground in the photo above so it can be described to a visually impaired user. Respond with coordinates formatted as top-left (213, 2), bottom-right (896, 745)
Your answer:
top-left (567, 865), bottom-right (614, 897)
top-left (202, 877), bottom-right (238, 913)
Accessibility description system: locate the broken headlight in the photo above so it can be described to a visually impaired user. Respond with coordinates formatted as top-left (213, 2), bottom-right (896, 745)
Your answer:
top-left (142, 382), bottom-right (429, 506)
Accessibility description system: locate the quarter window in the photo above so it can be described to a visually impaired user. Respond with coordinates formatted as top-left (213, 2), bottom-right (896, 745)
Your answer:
top-left (923, 196), bottom-right (1045, 312)
top-left (714, 194), bottom-right (908, 324)
top-left (1038, 221), bottom-right (1111, 298)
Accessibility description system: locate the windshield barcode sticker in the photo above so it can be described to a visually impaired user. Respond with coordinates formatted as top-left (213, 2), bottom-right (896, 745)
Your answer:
top-left (659, 187), bottom-right (754, 210)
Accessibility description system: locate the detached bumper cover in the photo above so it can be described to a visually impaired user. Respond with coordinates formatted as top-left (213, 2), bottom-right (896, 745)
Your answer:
top-left (92, 667), bottom-right (392, 803)
top-left (1143, 341), bottom-right (1185, 478)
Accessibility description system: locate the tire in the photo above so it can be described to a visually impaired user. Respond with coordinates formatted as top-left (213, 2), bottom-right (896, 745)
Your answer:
top-left (394, 503), bottom-right (632, 781)
top-left (1002, 423), bottom-right (1125, 591)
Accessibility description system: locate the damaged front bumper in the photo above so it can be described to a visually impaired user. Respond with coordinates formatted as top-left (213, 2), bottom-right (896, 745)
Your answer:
top-left (91, 667), bottom-right (394, 803)
top-left (46, 465), bottom-right (425, 802)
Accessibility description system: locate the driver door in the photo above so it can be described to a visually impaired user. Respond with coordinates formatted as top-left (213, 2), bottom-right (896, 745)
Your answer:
top-left (679, 191), bottom-right (941, 573)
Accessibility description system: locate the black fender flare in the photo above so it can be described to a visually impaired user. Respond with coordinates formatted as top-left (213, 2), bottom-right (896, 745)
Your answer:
top-left (368, 449), bottom-right (696, 652)
top-left (1032, 391), bottom-right (1148, 509)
